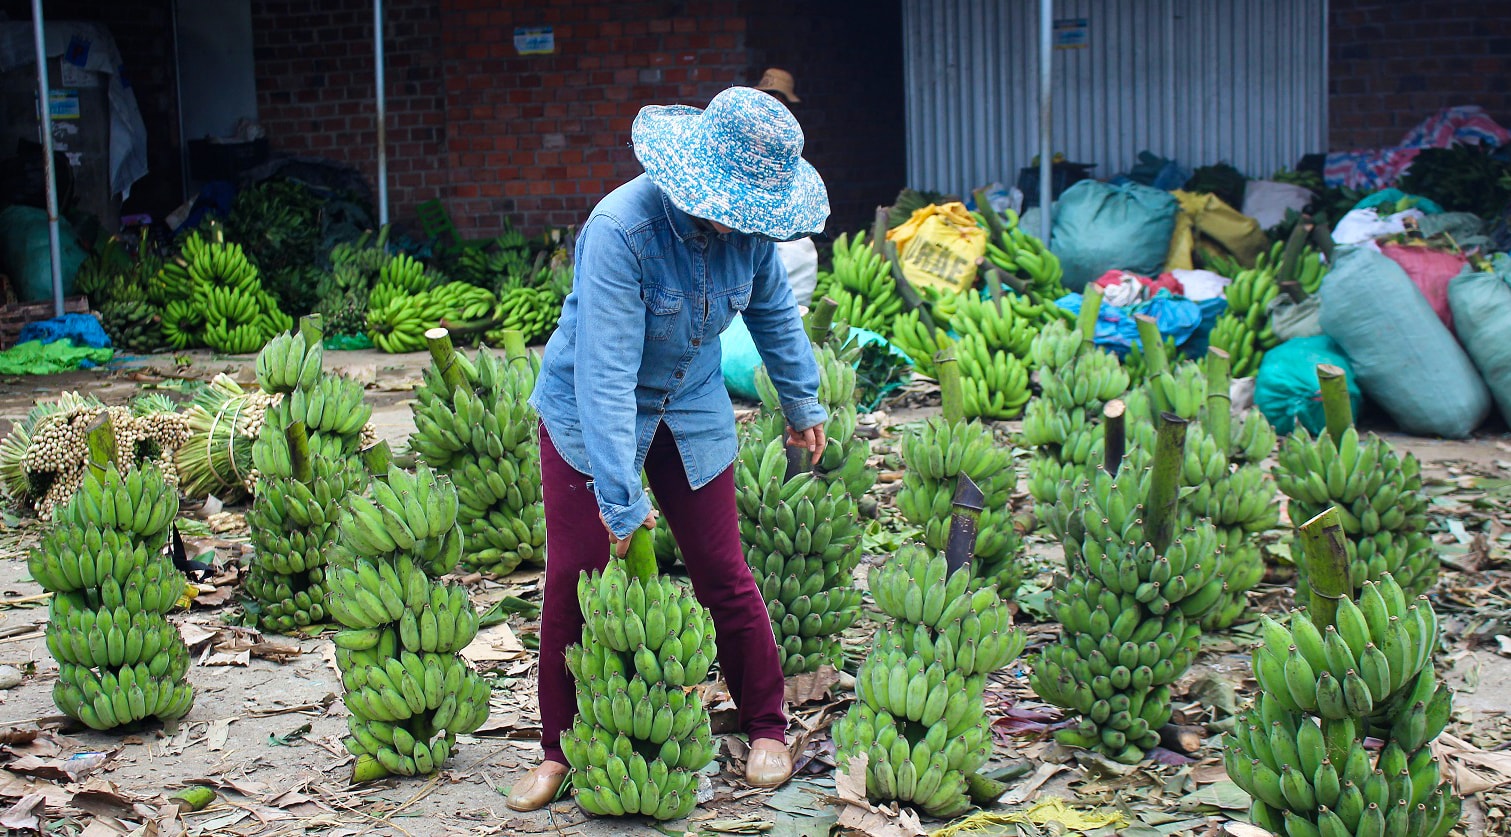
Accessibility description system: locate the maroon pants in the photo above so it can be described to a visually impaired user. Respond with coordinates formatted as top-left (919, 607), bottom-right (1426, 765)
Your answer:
top-left (537, 422), bottom-right (787, 764)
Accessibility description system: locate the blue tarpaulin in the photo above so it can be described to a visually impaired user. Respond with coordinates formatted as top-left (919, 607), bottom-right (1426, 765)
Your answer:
top-left (1055, 290), bottom-right (1206, 356)
top-left (17, 313), bottom-right (112, 349)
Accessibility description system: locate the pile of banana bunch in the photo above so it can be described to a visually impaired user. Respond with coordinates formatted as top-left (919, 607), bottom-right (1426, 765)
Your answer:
top-left (98, 298), bottom-right (168, 353)
top-left (1120, 346), bottom-right (1280, 630)
top-left (410, 332), bottom-right (545, 574)
top-left (487, 283), bottom-right (564, 346)
top-left (173, 375), bottom-right (278, 502)
top-left (832, 545), bottom-right (1026, 817)
top-left (1021, 316), bottom-right (1131, 540)
top-left (1209, 248), bottom-right (1281, 378)
top-left (896, 416), bottom-right (1024, 591)
top-left (727, 338), bottom-right (870, 673)
top-left (1032, 416), bottom-right (1227, 763)
top-left (1275, 410), bottom-right (1434, 599)
top-left (732, 437), bottom-right (864, 674)
top-left (974, 203), bottom-right (1069, 320)
top-left (561, 534), bottom-right (717, 819)
top-left (366, 254), bottom-right (444, 353)
top-left (0, 393), bottom-right (190, 520)
top-left (814, 231), bottom-right (903, 333)
top-left (31, 442), bottom-right (194, 729)
top-left (1226, 572), bottom-right (1461, 836)
top-left (245, 323), bottom-right (371, 632)
top-left (1293, 245), bottom-right (1329, 296)
top-left (312, 227), bottom-right (393, 337)
top-left (429, 281), bottom-right (499, 323)
top-left (890, 293), bottom-right (1035, 419)
top-left (328, 461), bottom-right (492, 779)
top-left (159, 228), bottom-right (294, 355)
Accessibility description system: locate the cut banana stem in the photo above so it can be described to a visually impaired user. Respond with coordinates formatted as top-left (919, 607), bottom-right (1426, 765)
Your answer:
top-left (1077, 284), bottom-right (1104, 342)
top-left (1299, 508), bottom-right (1352, 631)
top-left (362, 441), bottom-right (395, 475)
top-left (84, 413), bottom-right (119, 475)
top-left (1145, 412), bottom-right (1190, 556)
top-left (935, 348), bottom-right (965, 426)
top-left (1134, 315), bottom-right (1169, 376)
top-left (424, 328), bottom-right (469, 396)
top-left (804, 296), bottom-right (838, 345)
top-left (1316, 364), bottom-right (1354, 441)
top-left (1205, 348), bottom-right (1233, 454)
top-left (285, 421), bottom-right (314, 484)
top-left (1102, 399), bottom-right (1126, 477)
top-left (944, 473), bottom-right (984, 574)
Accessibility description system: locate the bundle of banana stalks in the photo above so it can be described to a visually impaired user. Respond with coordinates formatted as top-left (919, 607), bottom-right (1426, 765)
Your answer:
top-left (833, 489), bottom-right (1026, 817)
top-left (329, 451), bottom-right (492, 780)
top-left (1032, 410), bottom-right (1226, 764)
top-left (173, 376), bottom-right (279, 502)
top-left (1223, 509), bottom-right (1460, 837)
top-left (1274, 365), bottom-right (1435, 599)
top-left (409, 328), bottom-right (545, 574)
top-left (561, 530), bottom-right (716, 819)
top-left (0, 393), bottom-right (188, 520)
top-left (31, 417), bottom-right (195, 730)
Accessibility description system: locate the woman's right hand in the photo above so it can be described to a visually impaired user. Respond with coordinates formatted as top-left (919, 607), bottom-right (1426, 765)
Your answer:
top-left (602, 509), bottom-right (659, 557)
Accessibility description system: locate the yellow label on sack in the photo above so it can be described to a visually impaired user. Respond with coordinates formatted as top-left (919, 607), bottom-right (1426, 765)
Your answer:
top-left (886, 202), bottom-right (987, 292)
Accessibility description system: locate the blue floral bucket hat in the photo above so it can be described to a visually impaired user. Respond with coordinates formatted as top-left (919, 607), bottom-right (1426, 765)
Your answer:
top-left (632, 86), bottom-right (830, 241)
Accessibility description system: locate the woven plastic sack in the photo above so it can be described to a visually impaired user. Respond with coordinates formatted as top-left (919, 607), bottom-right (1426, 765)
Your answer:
top-left (1254, 335), bottom-right (1363, 436)
top-left (1448, 255), bottom-right (1511, 424)
top-left (885, 202), bottom-right (987, 293)
top-left (1050, 181), bottom-right (1178, 292)
top-left (1320, 247), bottom-right (1490, 438)
top-left (1379, 242), bottom-right (1467, 335)
top-left (0, 206), bottom-right (86, 303)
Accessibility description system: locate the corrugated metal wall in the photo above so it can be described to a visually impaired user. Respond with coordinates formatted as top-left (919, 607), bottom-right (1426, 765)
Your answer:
top-left (903, 0), bottom-right (1328, 196)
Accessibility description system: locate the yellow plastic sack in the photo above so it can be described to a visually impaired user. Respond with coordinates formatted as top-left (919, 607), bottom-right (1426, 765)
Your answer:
top-left (885, 202), bottom-right (986, 293)
top-left (1166, 190), bottom-right (1270, 270)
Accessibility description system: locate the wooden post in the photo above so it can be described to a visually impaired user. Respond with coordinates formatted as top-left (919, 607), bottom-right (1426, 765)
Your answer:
top-left (936, 347), bottom-right (965, 426)
top-left (1299, 508), bottom-right (1352, 629)
top-left (805, 296), bottom-right (838, 345)
top-left (1316, 364), bottom-right (1353, 441)
top-left (425, 327), bottom-right (469, 395)
top-left (285, 420), bottom-right (313, 485)
top-left (1206, 347), bottom-right (1232, 455)
top-left (1134, 315), bottom-right (1169, 377)
top-left (1146, 412), bottom-right (1190, 556)
top-left (1102, 399), bottom-right (1126, 476)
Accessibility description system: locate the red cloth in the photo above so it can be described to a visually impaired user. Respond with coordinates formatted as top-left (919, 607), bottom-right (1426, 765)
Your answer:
top-left (536, 422), bottom-right (786, 764)
top-left (1091, 270), bottom-right (1185, 298)
top-left (1380, 243), bottom-right (1466, 336)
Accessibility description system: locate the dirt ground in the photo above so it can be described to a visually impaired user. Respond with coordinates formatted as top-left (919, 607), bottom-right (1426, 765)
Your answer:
top-left (0, 348), bottom-right (1508, 836)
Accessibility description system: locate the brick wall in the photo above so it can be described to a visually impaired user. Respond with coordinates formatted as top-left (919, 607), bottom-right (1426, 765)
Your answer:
top-left (1329, 0), bottom-right (1511, 150)
top-left (437, 1), bottom-right (747, 234)
top-left (745, 0), bottom-right (907, 236)
top-left (251, 0), bottom-right (447, 221)
top-left (2, 0), bottom-right (183, 216)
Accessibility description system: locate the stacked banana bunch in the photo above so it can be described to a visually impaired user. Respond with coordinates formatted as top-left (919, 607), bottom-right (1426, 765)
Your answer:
top-left (832, 545), bottom-right (1026, 817)
top-left (1032, 439), bottom-right (1226, 763)
top-left (159, 229), bottom-right (293, 355)
top-left (367, 254), bottom-right (444, 353)
top-left (890, 293), bottom-right (1035, 418)
top-left (1120, 357), bottom-right (1280, 629)
top-left (1294, 245), bottom-right (1328, 297)
top-left (0, 394), bottom-right (189, 520)
top-left (732, 437), bottom-right (865, 673)
top-left (895, 417), bottom-right (1024, 590)
top-left (562, 550), bottom-right (717, 819)
top-left (487, 285), bottom-right (563, 346)
top-left (814, 231), bottom-right (903, 333)
top-left (1021, 320), bottom-right (1131, 540)
top-left (173, 375), bottom-right (277, 501)
top-left (329, 463), bottom-right (492, 779)
top-left (313, 227), bottom-right (392, 337)
top-left (977, 208), bottom-right (1069, 318)
top-left (1275, 425), bottom-right (1434, 598)
top-left (1209, 258), bottom-right (1281, 378)
top-left (429, 282), bottom-right (499, 322)
top-left (98, 298), bottom-right (167, 353)
top-left (1225, 574), bottom-right (1461, 836)
top-left (410, 343), bottom-right (545, 574)
top-left (245, 326), bottom-right (371, 632)
top-left (32, 457), bottom-right (195, 729)
top-left (889, 306), bottom-right (954, 378)
top-left (954, 332), bottom-right (1032, 420)
top-left (731, 340), bottom-right (870, 672)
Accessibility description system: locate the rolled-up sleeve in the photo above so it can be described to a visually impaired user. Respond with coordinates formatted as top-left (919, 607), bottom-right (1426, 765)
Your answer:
top-left (742, 241), bottom-right (828, 432)
top-left (574, 217), bottom-right (655, 539)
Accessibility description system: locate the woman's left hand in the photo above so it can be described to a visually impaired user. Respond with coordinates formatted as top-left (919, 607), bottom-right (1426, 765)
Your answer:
top-left (787, 422), bottom-right (827, 466)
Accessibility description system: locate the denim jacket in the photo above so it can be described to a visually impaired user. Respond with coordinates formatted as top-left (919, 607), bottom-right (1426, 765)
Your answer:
top-left (530, 174), bottom-right (828, 539)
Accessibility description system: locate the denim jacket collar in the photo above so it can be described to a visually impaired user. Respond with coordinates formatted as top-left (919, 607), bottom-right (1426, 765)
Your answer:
top-left (660, 190), bottom-right (704, 243)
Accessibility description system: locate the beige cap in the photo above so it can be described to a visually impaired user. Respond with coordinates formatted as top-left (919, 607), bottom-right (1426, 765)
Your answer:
top-left (755, 68), bottom-right (800, 103)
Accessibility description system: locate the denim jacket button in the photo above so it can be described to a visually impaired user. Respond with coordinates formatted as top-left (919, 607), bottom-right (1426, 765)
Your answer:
top-left (674, 370), bottom-right (684, 379)
top-left (691, 338), bottom-right (701, 347)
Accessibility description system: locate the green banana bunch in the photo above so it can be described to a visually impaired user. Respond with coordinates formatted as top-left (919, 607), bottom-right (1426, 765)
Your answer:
top-left (561, 554), bottom-right (716, 820)
top-left (815, 231), bottom-right (903, 333)
top-left (1209, 257), bottom-right (1281, 378)
top-left (751, 339), bottom-right (873, 499)
top-left (366, 294), bottom-right (434, 354)
top-left (951, 292), bottom-right (1040, 360)
top-left (895, 417), bottom-right (1023, 590)
top-left (255, 326), bottom-right (325, 395)
top-left (889, 307), bottom-right (954, 378)
top-left (732, 434), bottom-right (864, 674)
top-left (1295, 246), bottom-right (1328, 297)
top-left (329, 462), bottom-right (490, 781)
top-left (1021, 321), bottom-right (1131, 539)
top-left (409, 344), bottom-right (546, 574)
top-left (429, 281), bottom-right (500, 322)
top-left (978, 208), bottom-right (1069, 312)
top-left (1032, 439), bottom-right (1225, 764)
top-left (31, 456), bottom-right (195, 730)
top-left (1275, 425), bottom-right (1434, 598)
top-left (160, 299), bottom-right (205, 350)
top-left (833, 545), bottom-right (1025, 817)
top-left (486, 285), bottom-right (562, 346)
top-left (1224, 573), bottom-right (1461, 837)
top-left (98, 299), bottom-right (168, 353)
top-left (954, 333), bottom-right (1032, 420)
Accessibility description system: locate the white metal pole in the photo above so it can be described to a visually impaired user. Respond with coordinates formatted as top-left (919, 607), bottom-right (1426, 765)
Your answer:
top-left (374, 0), bottom-right (388, 225)
top-left (32, 0), bottom-right (65, 317)
top-left (1038, 0), bottom-right (1053, 244)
